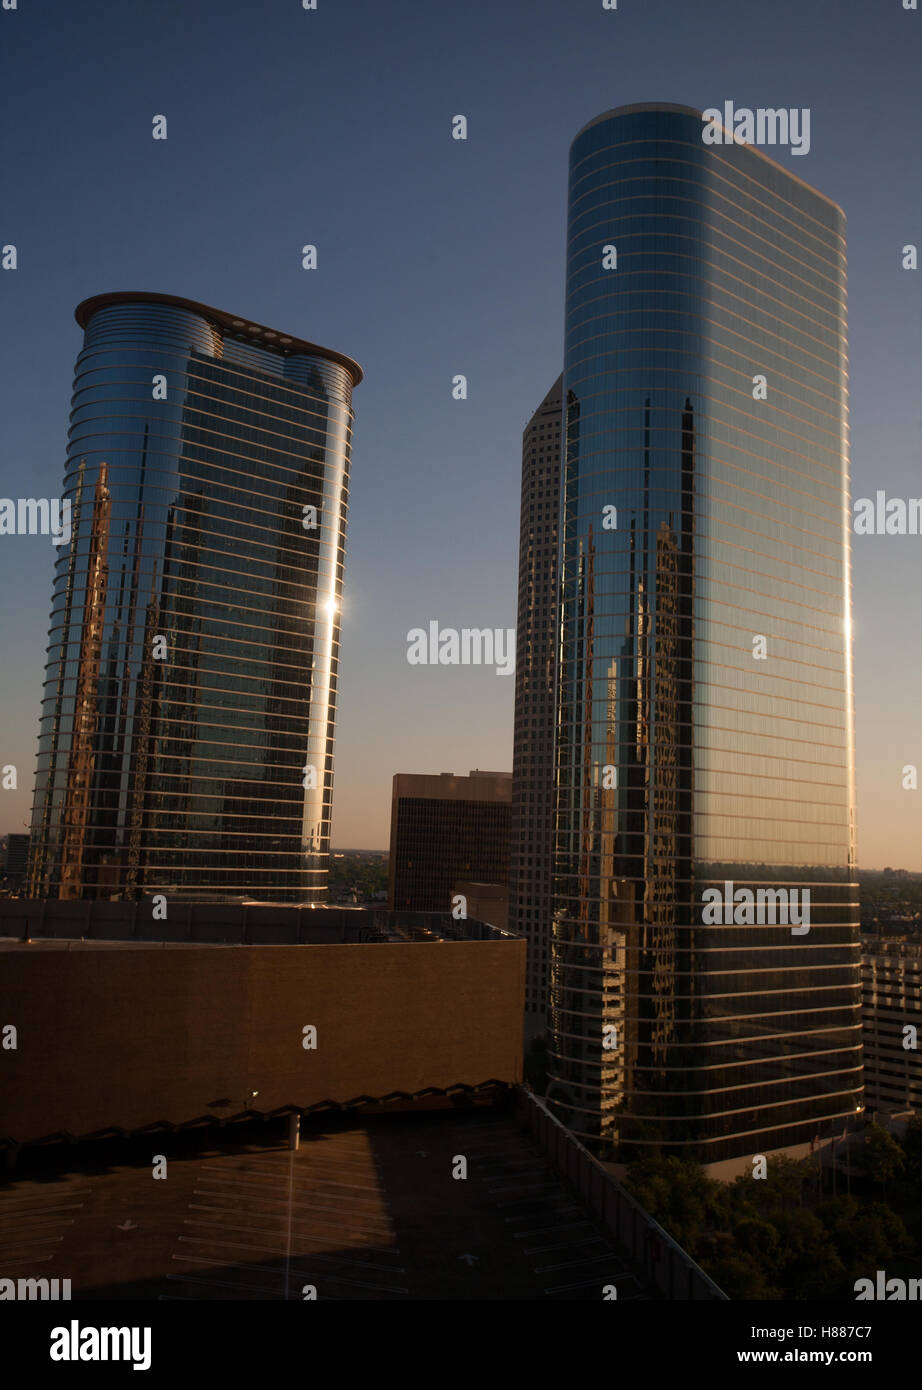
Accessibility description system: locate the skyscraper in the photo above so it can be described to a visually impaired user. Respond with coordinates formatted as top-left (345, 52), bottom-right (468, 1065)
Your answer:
top-left (548, 104), bottom-right (861, 1164)
top-left (29, 292), bottom-right (361, 903)
top-left (510, 378), bottom-right (562, 1037)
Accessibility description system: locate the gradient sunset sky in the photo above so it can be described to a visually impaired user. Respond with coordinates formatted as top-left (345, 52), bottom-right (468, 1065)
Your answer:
top-left (0, 0), bottom-right (919, 867)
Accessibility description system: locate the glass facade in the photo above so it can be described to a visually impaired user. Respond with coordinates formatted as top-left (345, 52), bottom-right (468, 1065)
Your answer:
top-left (28, 292), bottom-right (361, 902)
top-left (548, 105), bottom-right (861, 1162)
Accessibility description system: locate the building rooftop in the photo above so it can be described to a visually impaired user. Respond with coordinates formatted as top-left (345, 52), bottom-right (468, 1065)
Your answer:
top-left (0, 902), bottom-right (518, 946)
top-left (572, 102), bottom-right (844, 217)
top-left (74, 291), bottom-right (364, 386)
top-left (0, 1098), bottom-right (659, 1301)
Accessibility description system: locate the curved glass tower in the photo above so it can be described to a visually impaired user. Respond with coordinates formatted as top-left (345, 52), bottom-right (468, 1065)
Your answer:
top-left (29, 292), bottom-right (361, 902)
top-left (548, 105), bottom-right (861, 1163)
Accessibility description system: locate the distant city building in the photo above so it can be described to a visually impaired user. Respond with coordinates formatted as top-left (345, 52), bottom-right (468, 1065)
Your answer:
top-left (388, 771), bottom-right (511, 913)
top-left (453, 880), bottom-right (509, 933)
top-left (4, 834), bottom-right (31, 885)
top-left (862, 934), bottom-right (922, 1117)
top-left (28, 292), bottom-right (361, 902)
top-left (510, 378), bottom-right (562, 1039)
top-left (548, 104), bottom-right (861, 1164)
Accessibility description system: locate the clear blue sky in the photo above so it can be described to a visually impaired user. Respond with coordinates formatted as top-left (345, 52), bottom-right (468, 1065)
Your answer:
top-left (1, 0), bottom-right (919, 866)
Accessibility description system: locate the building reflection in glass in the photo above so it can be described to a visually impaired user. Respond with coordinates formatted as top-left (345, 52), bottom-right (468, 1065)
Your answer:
top-left (548, 106), bottom-right (861, 1164)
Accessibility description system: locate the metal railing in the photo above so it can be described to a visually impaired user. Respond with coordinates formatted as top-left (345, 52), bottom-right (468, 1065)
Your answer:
top-left (516, 1088), bottom-right (727, 1300)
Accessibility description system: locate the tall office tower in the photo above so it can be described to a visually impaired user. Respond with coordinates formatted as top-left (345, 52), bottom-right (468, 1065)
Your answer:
top-left (510, 378), bottom-right (562, 1038)
top-left (28, 292), bottom-right (361, 903)
top-left (862, 934), bottom-right (922, 1119)
top-left (548, 105), bottom-right (861, 1165)
top-left (388, 770), bottom-right (511, 913)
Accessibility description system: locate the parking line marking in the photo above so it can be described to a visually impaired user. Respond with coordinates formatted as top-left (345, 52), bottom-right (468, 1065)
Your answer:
top-left (177, 1234), bottom-right (405, 1275)
top-left (524, 1236), bottom-right (607, 1255)
top-left (186, 1204), bottom-right (397, 1248)
top-left (289, 1271), bottom-right (409, 1296)
top-left (0, 1202), bottom-right (86, 1217)
top-left (512, 1220), bottom-right (593, 1238)
top-left (0, 1236), bottom-right (66, 1252)
top-left (486, 1183), bottom-right (558, 1196)
top-left (534, 1252), bottom-right (621, 1273)
top-left (192, 1188), bottom-right (394, 1233)
top-left (543, 1275), bottom-right (636, 1295)
top-left (0, 1219), bottom-right (75, 1237)
top-left (197, 1167), bottom-right (386, 1199)
top-left (504, 1205), bottom-right (580, 1224)
top-left (0, 1188), bottom-right (92, 1205)
top-left (289, 1250), bottom-right (407, 1275)
top-left (493, 1195), bottom-right (570, 1210)
top-left (167, 1264), bottom-right (288, 1297)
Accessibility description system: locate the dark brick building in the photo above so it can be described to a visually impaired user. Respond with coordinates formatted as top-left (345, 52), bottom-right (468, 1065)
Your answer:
top-left (387, 771), bottom-right (511, 914)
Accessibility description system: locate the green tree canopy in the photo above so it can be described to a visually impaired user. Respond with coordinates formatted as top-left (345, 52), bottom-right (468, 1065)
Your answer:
top-left (863, 1124), bottom-right (905, 1190)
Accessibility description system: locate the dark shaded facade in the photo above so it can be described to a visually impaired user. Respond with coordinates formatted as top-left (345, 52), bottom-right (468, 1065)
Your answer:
top-left (0, 904), bottom-right (524, 1149)
top-left (548, 105), bottom-right (861, 1163)
top-left (3, 835), bottom-right (31, 886)
top-left (28, 293), bottom-right (361, 902)
top-left (388, 771), bottom-right (511, 913)
top-left (510, 379), bottom-right (562, 1037)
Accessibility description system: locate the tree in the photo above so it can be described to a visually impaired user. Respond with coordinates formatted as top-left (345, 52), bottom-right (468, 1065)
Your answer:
top-left (704, 1252), bottom-right (778, 1300)
top-left (818, 1194), bottom-right (908, 1280)
top-left (863, 1124), bottom-right (905, 1194)
top-left (772, 1208), bottom-right (846, 1298)
top-left (624, 1156), bottom-right (720, 1254)
top-left (901, 1116), bottom-right (922, 1186)
top-left (726, 1154), bottom-right (810, 1225)
top-left (733, 1216), bottom-right (780, 1261)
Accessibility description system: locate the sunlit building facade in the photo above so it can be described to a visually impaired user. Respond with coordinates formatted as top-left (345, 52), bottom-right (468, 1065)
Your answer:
top-left (29, 292), bottom-right (361, 902)
top-left (548, 105), bottom-right (861, 1163)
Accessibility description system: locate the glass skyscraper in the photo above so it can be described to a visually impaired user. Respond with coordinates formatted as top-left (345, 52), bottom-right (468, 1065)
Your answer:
top-left (28, 292), bottom-right (361, 903)
top-left (548, 105), bottom-right (861, 1163)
